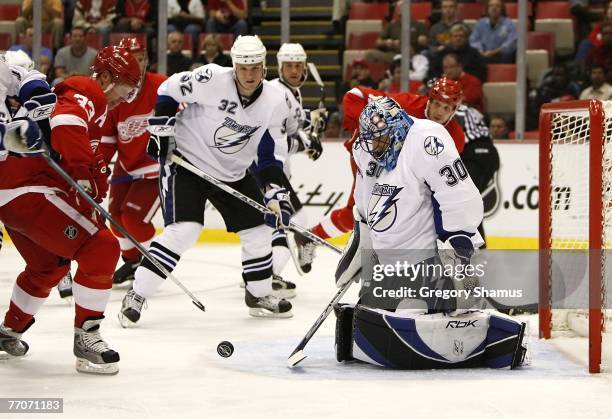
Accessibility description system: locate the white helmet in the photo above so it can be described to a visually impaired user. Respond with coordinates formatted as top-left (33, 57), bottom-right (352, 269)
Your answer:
top-left (0, 55), bottom-right (11, 99)
top-left (4, 50), bottom-right (34, 70)
top-left (231, 35), bottom-right (267, 68)
top-left (277, 43), bottom-right (308, 87)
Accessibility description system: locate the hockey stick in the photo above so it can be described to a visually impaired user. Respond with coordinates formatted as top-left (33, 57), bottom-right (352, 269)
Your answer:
top-left (41, 153), bottom-right (206, 312)
top-left (170, 154), bottom-right (341, 254)
top-left (307, 62), bottom-right (325, 110)
top-left (287, 272), bottom-right (357, 368)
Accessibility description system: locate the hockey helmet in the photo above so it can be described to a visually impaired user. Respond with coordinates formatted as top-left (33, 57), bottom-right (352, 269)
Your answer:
top-left (231, 35), bottom-right (267, 68)
top-left (4, 50), bottom-right (34, 70)
top-left (91, 46), bottom-right (141, 88)
top-left (358, 96), bottom-right (413, 171)
top-left (277, 43), bottom-right (308, 87)
top-left (428, 77), bottom-right (463, 108)
top-left (118, 37), bottom-right (146, 54)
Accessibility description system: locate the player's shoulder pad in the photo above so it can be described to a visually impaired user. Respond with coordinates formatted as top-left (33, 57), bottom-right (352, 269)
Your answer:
top-left (191, 63), bottom-right (228, 84)
top-left (263, 79), bottom-right (292, 109)
top-left (411, 118), bottom-right (457, 159)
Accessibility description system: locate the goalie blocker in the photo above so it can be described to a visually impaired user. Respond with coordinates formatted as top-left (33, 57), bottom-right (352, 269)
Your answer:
top-left (334, 304), bottom-right (527, 370)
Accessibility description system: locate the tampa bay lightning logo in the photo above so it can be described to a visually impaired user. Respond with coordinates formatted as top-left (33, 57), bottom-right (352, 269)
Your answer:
top-left (424, 136), bottom-right (444, 157)
top-left (195, 67), bottom-right (212, 83)
top-left (212, 117), bottom-right (260, 154)
top-left (367, 183), bottom-right (403, 232)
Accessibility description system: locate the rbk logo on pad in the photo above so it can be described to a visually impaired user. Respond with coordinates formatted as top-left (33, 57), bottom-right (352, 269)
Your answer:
top-left (212, 117), bottom-right (260, 154)
top-left (367, 183), bottom-right (403, 232)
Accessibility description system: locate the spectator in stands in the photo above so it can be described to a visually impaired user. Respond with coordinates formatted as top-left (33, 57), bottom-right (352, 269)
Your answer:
top-left (576, 0), bottom-right (612, 62)
top-left (367, 0), bottom-right (428, 65)
top-left (9, 27), bottom-right (54, 64)
top-left (324, 111), bottom-right (342, 138)
top-left (73, 0), bottom-right (116, 47)
top-left (469, 0), bottom-right (517, 64)
top-left (429, 23), bottom-right (486, 82)
top-left (378, 55), bottom-right (424, 94)
top-left (329, 0), bottom-right (377, 35)
top-left (586, 22), bottom-right (612, 77)
top-left (442, 53), bottom-right (483, 112)
top-left (114, 0), bottom-right (157, 58)
top-left (529, 64), bottom-right (581, 128)
top-left (571, 0), bottom-right (605, 40)
top-left (167, 31), bottom-right (194, 76)
top-left (429, 0), bottom-right (461, 53)
top-left (206, 0), bottom-right (248, 37)
top-left (195, 34), bottom-right (232, 67)
top-left (15, 0), bottom-right (64, 50)
top-left (579, 65), bottom-right (612, 100)
top-left (52, 26), bottom-right (98, 85)
top-left (489, 116), bottom-right (509, 140)
top-left (168, 0), bottom-right (206, 56)
top-left (348, 58), bottom-right (378, 89)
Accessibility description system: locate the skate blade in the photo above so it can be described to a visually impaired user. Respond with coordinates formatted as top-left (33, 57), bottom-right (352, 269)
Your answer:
top-left (76, 358), bottom-right (119, 375)
top-left (117, 312), bottom-right (138, 329)
top-left (272, 289), bottom-right (296, 299)
top-left (248, 308), bottom-right (293, 318)
top-left (0, 351), bottom-right (28, 361)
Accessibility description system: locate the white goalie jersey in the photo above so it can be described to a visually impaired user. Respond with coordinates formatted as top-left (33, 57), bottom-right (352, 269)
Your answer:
top-left (353, 116), bottom-right (484, 252)
top-left (157, 64), bottom-right (291, 182)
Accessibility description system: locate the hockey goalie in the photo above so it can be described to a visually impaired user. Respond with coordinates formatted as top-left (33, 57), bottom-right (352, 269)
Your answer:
top-left (332, 96), bottom-right (527, 370)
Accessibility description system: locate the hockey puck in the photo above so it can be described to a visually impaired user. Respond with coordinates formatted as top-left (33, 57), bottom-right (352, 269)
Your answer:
top-left (217, 341), bottom-right (234, 358)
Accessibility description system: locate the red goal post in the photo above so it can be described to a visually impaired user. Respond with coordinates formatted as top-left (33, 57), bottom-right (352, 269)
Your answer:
top-left (539, 99), bottom-right (612, 373)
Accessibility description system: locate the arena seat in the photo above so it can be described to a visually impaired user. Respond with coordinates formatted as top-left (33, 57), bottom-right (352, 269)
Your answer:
top-left (391, 2), bottom-right (432, 22)
top-left (487, 64), bottom-right (517, 82)
top-left (483, 81), bottom-right (517, 114)
top-left (345, 20), bottom-right (383, 48)
top-left (527, 31), bottom-right (555, 64)
top-left (456, 3), bottom-right (484, 21)
top-left (348, 2), bottom-right (389, 20)
top-left (0, 33), bottom-right (11, 51)
top-left (534, 1), bottom-right (574, 55)
top-left (0, 4), bottom-right (21, 20)
top-left (505, 2), bottom-right (533, 19)
top-left (347, 32), bottom-right (380, 50)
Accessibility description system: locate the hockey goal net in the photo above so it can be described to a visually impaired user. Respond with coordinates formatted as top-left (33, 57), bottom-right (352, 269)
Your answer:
top-left (539, 99), bottom-right (612, 373)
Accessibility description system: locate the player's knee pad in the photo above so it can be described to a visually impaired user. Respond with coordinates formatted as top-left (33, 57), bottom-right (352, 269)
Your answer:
top-left (74, 229), bottom-right (120, 279)
top-left (121, 210), bottom-right (156, 243)
top-left (155, 221), bottom-right (202, 255)
top-left (335, 305), bottom-right (527, 370)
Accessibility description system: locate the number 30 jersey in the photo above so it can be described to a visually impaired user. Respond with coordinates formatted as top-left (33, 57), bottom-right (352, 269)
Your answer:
top-left (157, 64), bottom-right (290, 183)
top-left (353, 115), bottom-right (484, 252)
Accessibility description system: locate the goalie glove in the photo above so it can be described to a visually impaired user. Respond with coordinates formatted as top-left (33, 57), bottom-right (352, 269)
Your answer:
top-left (146, 116), bottom-right (176, 162)
top-left (436, 235), bottom-right (474, 267)
top-left (263, 184), bottom-right (294, 229)
top-left (0, 118), bottom-right (44, 154)
top-left (23, 92), bottom-right (57, 121)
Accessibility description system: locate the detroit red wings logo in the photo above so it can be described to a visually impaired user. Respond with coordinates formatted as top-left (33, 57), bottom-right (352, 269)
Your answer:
top-left (117, 113), bottom-right (152, 143)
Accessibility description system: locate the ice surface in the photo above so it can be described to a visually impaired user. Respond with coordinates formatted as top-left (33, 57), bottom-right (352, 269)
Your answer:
top-left (1, 243), bottom-right (612, 419)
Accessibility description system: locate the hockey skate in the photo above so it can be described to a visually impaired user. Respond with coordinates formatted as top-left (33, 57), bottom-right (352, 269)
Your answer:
top-left (118, 289), bottom-right (147, 328)
top-left (0, 322), bottom-right (29, 360)
top-left (56, 272), bottom-right (73, 299)
top-left (272, 274), bottom-right (296, 299)
top-left (245, 289), bottom-right (293, 318)
top-left (292, 232), bottom-right (317, 274)
top-left (74, 317), bottom-right (119, 375)
top-left (113, 258), bottom-right (140, 286)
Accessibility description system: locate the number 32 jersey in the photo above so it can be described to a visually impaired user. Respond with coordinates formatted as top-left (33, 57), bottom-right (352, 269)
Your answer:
top-left (157, 64), bottom-right (290, 182)
top-left (353, 115), bottom-right (484, 252)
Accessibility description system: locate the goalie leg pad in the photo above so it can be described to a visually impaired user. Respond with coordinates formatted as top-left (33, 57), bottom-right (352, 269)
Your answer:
top-left (343, 306), bottom-right (527, 370)
top-left (334, 303), bottom-right (355, 362)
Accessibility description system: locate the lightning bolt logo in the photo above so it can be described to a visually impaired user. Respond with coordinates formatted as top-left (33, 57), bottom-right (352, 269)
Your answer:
top-left (367, 185), bottom-right (403, 232)
top-left (212, 131), bottom-right (252, 149)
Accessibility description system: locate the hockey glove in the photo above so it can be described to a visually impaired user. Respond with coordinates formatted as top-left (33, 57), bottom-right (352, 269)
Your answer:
top-left (0, 118), bottom-right (44, 154)
top-left (309, 108), bottom-right (328, 135)
top-left (296, 129), bottom-right (323, 161)
top-left (23, 92), bottom-right (57, 121)
top-left (437, 235), bottom-right (474, 267)
top-left (264, 184), bottom-right (293, 229)
top-left (68, 154), bottom-right (110, 212)
top-left (146, 116), bottom-right (176, 162)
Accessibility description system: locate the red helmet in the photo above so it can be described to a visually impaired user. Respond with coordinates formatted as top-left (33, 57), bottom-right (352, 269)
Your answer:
top-left (428, 77), bottom-right (463, 108)
top-left (118, 37), bottom-right (146, 54)
top-left (91, 46), bottom-right (140, 88)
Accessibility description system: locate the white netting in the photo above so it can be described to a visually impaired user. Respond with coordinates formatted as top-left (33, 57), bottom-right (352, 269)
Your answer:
top-left (547, 101), bottom-right (612, 343)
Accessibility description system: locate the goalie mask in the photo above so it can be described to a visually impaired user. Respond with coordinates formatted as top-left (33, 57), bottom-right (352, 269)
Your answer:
top-left (277, 43), bottom-right (308, 88)
top-left (358, 96), bottom-right (413, 171)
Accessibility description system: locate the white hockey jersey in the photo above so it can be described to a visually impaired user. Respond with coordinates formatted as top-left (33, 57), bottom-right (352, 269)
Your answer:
top-left (353, 116), bottom-right (484, 255)
top-left (157, 64), bottom-right (290, 182)
top-left (268, 78), bottom-right (302, 136)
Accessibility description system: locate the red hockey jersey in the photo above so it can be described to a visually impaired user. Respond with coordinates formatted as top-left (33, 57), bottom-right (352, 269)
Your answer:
top-left (100, 72), bottom-right (167, 178)
top-left (342, 86), bottom-right (465, 154)
top-left (0, 76), bottom-right (108, 206)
